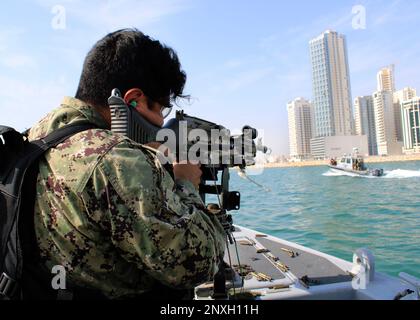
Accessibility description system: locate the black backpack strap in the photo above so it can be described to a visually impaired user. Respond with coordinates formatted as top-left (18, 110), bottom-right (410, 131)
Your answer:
top-left (21, 122), bottom-right (97, 299)
top-left (28, 122), bottom-right (95, 162)
top-left (34, 122), bottom-right (97, 150)
top-left (0, 122), bottom-right (96, 300)
top-left (1, 122), bottom-right (97, 185)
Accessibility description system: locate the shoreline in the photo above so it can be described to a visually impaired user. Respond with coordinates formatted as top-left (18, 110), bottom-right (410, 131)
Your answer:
top-left (262, 154), bottom-right (420, 168)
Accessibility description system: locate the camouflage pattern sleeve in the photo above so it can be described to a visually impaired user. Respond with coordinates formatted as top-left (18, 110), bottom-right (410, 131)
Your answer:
top-left (89, 140), bottom-right (226, 289)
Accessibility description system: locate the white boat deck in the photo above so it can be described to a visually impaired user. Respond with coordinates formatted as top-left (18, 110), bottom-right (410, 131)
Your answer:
top-left (195, 226), bottom-right (419, 300)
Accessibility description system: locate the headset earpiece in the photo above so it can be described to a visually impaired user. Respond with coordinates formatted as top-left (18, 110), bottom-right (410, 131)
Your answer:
top-left (130, 100), bottom-right (138, 108)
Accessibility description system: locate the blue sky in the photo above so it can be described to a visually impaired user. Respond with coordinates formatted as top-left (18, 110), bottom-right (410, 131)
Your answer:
top-left (1, 0), bottom-right (419, 155)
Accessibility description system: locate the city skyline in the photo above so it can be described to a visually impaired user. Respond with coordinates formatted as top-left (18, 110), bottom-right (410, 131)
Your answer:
top-left (352, 66), bottom-right (417, 158)
top-left (289, 30), bottom-right (419, 159)
top-left (1, 1), bottom-right (420, 156)
top-left (291, 52), bottom-right (418, 159)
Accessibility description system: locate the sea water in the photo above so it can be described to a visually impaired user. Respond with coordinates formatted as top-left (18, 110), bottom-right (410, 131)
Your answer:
top-left (228, 161), bottom-right (420, 279)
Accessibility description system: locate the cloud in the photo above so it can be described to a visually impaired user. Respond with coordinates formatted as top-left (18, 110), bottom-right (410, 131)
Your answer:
top-left (371, 0), bottom-right (403, 27)
top-left (223, 58), bottom-right (247, 69)
top-left (0, 28), bottom-right (26, 45)
top-left (209, 67), bottom-right (275, 94)
top-left (277, 6), bottom-right (355, 46)
top-left (0, 74), bottom-right (70, 131)
top-left (1, 54), bottom-right (38, 69)
top-left (0, 27), bottom-right (39, 69)
top-left (36, 0), bottom-right (193, 30)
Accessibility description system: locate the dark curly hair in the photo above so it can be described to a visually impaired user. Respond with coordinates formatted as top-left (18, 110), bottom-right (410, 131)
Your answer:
top-left (75, 28), bottom-right (187, 107)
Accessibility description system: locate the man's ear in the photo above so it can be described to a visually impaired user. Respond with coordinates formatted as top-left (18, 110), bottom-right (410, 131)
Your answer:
top-left (124, 88), bottom-right (144, 106)
top-left (123, 88), bottom-right (164, 127)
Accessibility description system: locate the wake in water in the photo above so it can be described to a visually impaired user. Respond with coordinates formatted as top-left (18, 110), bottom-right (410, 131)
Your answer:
top-left (383, 169), bottom-right (420, 179)
top-left (323, 170), bottom-right (363, 178)
top-left (323, 169), bottom-right (420, 179)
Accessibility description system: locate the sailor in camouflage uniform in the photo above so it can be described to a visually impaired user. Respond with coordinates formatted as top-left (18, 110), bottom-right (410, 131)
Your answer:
top-left (27, 29), bottom-right (226, 299)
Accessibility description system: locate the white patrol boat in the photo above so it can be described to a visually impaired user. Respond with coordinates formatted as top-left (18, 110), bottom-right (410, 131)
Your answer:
top-left (195, 226), bottom-right (420, 300)
top-left (328, 150), bottom-right (384, 177)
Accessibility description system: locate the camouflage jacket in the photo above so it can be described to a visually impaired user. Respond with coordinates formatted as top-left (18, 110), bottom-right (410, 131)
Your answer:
top-left (28, 97), bottom-right (226, 299)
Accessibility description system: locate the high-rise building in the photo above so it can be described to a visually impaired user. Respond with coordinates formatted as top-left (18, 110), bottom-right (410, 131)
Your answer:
top-left (309, 30), bottom-right (354, 138)
top-left (287, 98), bottom-right (313, 160)
top-left (377, 65), bottom-right (396, 92)
top-left (394, 87), bottom-right (417, 102)
top-left (393, 103), bottom-right (403, 142)
top-left (401, 97), bottom-right (420, 154)
top-left (373, 91), bottom-right (402, 155)
top-left (354, 96), bottom-right (377, 155)
top-left (376, 65), bottom-right (408, 142)
top-left (393, 87), bottom-right (417, 141)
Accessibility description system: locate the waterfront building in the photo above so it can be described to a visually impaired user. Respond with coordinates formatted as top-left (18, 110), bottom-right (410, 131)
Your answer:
top-left (394, 87), bottom-right (417, 141)
top-left (354, 96), bottom-right (377, 155)
top-left (309, 30), bottom-right (360, 157)
top-left (377, 65), bottom-right (395, 92)
top-left (394, 87), bottom-right (417, 102)
top-left (309, 30), bottom-right (354, 138)
top-left (401, 97), bottom-right (420, 154)
top-left (310, 135), bottom-right (368, 160)
top-left (373, 91), bottom-right (403, 155)
top-left (287, 98), bottom-right (313, 160)
top-left (376, 65), bottom-right (406, 142)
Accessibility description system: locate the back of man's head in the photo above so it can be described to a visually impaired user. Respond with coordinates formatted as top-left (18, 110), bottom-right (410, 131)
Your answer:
top-left (75, 28), bottom-right (186, 108)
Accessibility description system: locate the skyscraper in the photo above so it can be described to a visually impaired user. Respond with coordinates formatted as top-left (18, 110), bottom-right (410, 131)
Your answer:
top-left (373, 91), bottom-right (402, 155)
top-left (377, 65), bottom-right (396, 92)
top-left (394, 87), bottom-right (417, 102)
top-left (401, 97), bottom-right (420, 154)
top-left (354, 96), bottom-right (377, 155)
top-left (287, 98), bottom-right (313, 160)
top-left (309, 30), bottom-right (354, 138)
top-left (394, 87), bottom-right (417, 141)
